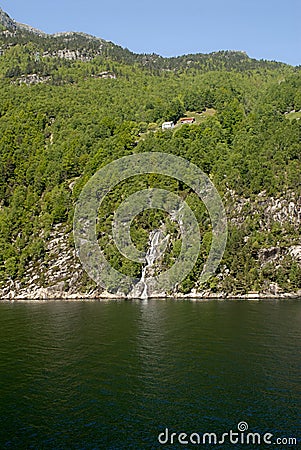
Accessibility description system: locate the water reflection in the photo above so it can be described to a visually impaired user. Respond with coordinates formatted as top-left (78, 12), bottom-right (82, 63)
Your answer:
top-left (0, 299), bottom-right (300, 449)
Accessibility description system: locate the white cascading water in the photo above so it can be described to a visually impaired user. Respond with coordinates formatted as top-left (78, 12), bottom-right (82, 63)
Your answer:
top-left (140, 229), bottom-right (169, 299)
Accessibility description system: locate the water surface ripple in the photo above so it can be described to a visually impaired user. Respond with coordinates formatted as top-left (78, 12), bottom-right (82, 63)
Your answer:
top-left (0, 299), bottom-right (300, 449)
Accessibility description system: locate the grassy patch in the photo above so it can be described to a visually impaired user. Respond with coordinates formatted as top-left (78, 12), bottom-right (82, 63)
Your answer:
top-left (285, 110), bottom-right (301, 121)
top-left (174, 109), bottom-right (216, 128)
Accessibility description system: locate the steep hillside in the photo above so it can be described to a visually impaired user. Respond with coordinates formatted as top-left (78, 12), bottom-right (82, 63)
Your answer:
top-left (0, 8), bottom-right (293, 73)
top-left (0, 8), bottom-right (300, 299)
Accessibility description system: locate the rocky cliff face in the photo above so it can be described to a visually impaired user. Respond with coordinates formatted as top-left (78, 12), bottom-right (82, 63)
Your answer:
top-left (0, 8), bottom-right (107, 42)
top-left (228, 190), bottom-right (301, 229)
top-left (0, 8), bottom-right (17, 30)
top-left (1, 191), bottom-right (300, 300)
top-left (0, 7), bottom-right (45, 35)
top-left (0, 8), bottom-right (109, 64)
top-left (0, 7), bottom-right (288, 72)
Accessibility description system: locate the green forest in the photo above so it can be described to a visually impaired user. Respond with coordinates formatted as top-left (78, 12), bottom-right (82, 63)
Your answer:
top-left (0, 17), bottom-right (300, 297)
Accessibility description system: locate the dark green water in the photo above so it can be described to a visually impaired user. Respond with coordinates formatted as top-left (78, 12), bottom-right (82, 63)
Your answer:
top-left (0, 299), bottom-right (300, 449)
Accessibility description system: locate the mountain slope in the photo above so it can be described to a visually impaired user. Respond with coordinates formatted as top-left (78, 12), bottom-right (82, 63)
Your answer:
top-left (0, 7), bottom-right (45, 34)
top-left (0, 7), bottom-right (292, 73)
top-left (0, 8), bottom-right (300, 299)
top-left (0, 7), bottom-right (17, 30)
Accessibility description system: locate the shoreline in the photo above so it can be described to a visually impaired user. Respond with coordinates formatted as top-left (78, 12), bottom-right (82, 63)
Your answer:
top-left (1, 292), bottom-right (301, 302)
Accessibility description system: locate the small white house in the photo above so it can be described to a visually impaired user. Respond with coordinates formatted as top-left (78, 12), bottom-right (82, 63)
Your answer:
top-left (162, 121), bottom-right (174, 130)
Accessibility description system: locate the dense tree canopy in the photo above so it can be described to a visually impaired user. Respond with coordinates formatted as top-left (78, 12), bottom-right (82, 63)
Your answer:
top-left (0, 25), bottom-right (300, 294)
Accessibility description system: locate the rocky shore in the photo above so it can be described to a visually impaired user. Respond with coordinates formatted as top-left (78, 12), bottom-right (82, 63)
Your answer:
top-left (1, 191), bottom-right (300, 301)
top-left (1, 287), bottom-right (300, 301)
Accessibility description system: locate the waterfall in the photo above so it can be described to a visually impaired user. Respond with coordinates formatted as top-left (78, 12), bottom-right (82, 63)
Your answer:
top-left (131, 229), bottom-right (169, 299)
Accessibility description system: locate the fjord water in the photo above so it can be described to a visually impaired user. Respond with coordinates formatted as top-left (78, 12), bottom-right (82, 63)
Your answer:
top-left (0, 300), bottom-right (300, 449)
